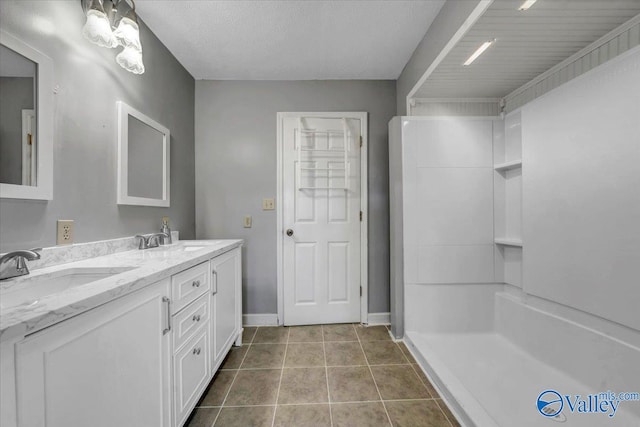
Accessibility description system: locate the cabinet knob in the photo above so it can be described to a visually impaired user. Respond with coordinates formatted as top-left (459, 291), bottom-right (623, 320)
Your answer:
top-left (192, 314), bottom-right (201, 322)
top-left (192, 280), bottom-right (200, 288)
top-left (192, 347), bottom-right (201, 355)
top-left (286, 229), bottom-right (294, 237)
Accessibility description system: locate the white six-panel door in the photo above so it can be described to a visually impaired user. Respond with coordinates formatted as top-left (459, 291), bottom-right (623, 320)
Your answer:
top-left (281, 114), bottom-right (364, 325)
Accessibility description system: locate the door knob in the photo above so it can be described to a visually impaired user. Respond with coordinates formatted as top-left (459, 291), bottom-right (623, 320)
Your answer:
top-left (286, 229), bottom-right (294, 237)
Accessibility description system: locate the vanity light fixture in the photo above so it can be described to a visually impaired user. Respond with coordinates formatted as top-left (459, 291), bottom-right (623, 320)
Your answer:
top-left (82, 0), bottom-right (118, 48)
top-left (81, 0), bottom-right (144, 74)
top-left (463, 39), bottom-right (496, 66)
top-left (518, 0), bottom-right (538, 11)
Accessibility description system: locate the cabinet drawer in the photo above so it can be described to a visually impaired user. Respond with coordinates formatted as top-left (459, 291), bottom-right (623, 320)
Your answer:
top-left (174, 326), bottom-right (210, 426)
top-left (173, 294), bottom-right (210, 351)
top-left (172, 261), bottom-right (210, 313)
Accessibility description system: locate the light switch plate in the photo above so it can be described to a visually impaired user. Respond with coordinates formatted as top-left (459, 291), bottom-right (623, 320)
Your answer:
top-left (262, 198), bottom-right (275, 210)
top-left (57, 220), bottom-right (74, 245)
top-left (243, 215), bottom-right (252, 228)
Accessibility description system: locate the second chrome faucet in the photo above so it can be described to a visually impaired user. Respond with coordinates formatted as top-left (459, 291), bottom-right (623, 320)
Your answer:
top-left (135, 233), bottom-right (169, 250)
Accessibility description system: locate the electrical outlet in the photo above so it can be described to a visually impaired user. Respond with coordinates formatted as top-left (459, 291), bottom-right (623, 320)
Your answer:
top-left (262, 198), bottom-right (275, 210)
top-left (243, 215), bottom-right (252, 228)
top-left (57, 220), bottom-right (74, 245)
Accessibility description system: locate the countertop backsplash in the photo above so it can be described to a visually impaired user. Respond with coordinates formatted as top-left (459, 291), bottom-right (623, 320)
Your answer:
top-left (2, 231), bottom-right (180, 271)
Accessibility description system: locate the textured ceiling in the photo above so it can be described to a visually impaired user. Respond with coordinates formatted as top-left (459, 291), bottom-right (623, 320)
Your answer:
top-left (414, 0), bottom-right (640, 98)
top-left (134, 0), bottom-right (445, 80)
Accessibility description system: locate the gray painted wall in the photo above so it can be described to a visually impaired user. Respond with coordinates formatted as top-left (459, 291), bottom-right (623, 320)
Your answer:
top-left (0, 77), bottom-right (33, 185)
top-left (396, 0), bottom-right (481, 115)
top-left (0, 1), bottom-right (195, 252)
top-left (195, 80), bottom-right (396, 315)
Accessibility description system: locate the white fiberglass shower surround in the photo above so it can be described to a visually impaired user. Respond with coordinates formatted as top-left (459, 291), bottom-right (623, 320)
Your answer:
top-left (389, 47), bottom-right (640, 427)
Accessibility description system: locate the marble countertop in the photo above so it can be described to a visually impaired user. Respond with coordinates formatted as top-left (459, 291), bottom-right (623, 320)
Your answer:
top-left (0, 239), bottom-right (242, 343)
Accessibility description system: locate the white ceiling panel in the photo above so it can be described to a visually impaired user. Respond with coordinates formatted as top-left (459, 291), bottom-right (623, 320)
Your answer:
top-left (135, 0), bottom-right (445, 80)
top-left (415, 0), bottom-right (640, 98)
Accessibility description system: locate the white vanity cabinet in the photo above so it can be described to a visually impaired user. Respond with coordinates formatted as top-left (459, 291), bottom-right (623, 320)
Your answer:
top-left (170, 261), bottom-right (212, 426)
top-left (14, 279), bottom-right (173, 427)
top-left (171, 247), bottom-right (243, 427)
top-left (211, 247), bottom-right (242, 372)
top-left (1, 242), bottom-right (243, 427)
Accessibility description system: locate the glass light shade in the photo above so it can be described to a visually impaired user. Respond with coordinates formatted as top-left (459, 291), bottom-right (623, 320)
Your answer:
top-left (116, 46), bottom-right (145, 74)
top-left (113, 17), bottom-right (142, 51)
top-left (82, 9), bottom-right (118, 48)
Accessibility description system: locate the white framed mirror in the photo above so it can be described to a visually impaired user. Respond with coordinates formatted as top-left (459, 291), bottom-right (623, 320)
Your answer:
top-left (117, 101), bottom-right (170, 207)
top-left (0, 30), bottom-right (54, 200)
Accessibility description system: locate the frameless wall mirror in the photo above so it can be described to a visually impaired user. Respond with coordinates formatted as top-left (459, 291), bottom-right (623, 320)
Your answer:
top-left (117, 101), bottom-right (170, 207)
top-left (0, 31), bottom-right (53, 200)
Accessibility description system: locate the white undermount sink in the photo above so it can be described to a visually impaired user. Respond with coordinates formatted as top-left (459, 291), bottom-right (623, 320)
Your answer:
top-left (173, 242), bottom-right (211, 252)
top-left (148, 243), bottom-right (206, 253)
top-left (181, 246), bottom-right (205, 252)
top-left (0, 266), bottom-right (135, 310)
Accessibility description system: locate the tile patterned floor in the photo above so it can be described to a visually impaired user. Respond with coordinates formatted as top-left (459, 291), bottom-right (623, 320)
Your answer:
top-left (186, 324), bottom-right (460, 427)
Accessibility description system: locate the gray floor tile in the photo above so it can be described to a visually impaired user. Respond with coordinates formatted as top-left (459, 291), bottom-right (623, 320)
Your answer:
top-left (412, 364), bottom-right (440, 398)
top-left (242, 344), bottom-right (286, 368)
top-left (214, 406), bottom-right (274, 427)
top-left (327, 366), bottom-right (380, 402)
top-left (242, 327), bottom-right (258, 344)
top-left (331, 402), bottom-right (391, 427)
top-left (323, 324), bottom-right (358, 341)
top-left (288, 325), bottom-right (323, 342)
top-left (325, 341), bottom-right (367, 366)
top-left (362, 341), bottom-right (408, 365)
top-left (274, 404), bottom-right (331, 427)
top-left (385, 400), bottom-right (450, 427)
top-left (199, 370), bottom-right (236, 407)
top-left (186, 407), bottom-right (220, 427)
top-left (220, 345), bottom-right (248, 370)
top-left (371, 365), bottom-right (429, 400)
top-left (187, 326), bottom-right (460, 427)
top-left (224, 369), bottom-right (281, 406)
top-left (278, 367), bottom-right (328, 404)
top-left (285, 343), bottom-right (325, 367)
top-left (355, 325), bottom-right (392, 342)
top-left (253, 326), bottom-right (289, 343)
top-left (397, 342), bottom-right (417, 363)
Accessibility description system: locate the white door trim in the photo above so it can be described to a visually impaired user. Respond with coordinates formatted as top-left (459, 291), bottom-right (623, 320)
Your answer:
top-left (276, 112), bottom-right (368, 326)
top-left (21, 109), bottom-right (36, 186)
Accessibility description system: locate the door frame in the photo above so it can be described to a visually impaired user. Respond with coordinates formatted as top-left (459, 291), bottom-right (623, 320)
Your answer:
top-left (276, 112), bottom-right (368, 326)
top-left (21, 109), bottom-right (36, 186)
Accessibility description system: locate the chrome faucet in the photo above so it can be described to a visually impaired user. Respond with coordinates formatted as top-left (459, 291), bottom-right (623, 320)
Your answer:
top-left (0, 249), bottom-right (42, 280)
top-left (135, 233), bottom-right (169, 250)
top-left (148, 232), bottom-right (169, 248)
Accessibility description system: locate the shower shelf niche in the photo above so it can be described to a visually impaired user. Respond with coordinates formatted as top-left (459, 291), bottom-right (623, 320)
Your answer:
top-left (494, 159), bottom-right (522, 172)
top-left (494, 238), bottom-right (523, 247)
top-left (494, 111), bottom-right (523, 288)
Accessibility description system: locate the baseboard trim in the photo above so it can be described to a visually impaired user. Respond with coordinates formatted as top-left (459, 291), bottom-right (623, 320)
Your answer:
top-left (367, 312), bottom-right (391, 325)
top-left (243, 312), bottom-right (390, 327)
top-left (243, 313), bottom-right (279, 326)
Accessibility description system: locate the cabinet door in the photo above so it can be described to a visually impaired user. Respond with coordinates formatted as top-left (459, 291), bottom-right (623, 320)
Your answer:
top-left (211, 247), bottom-right (241, 370)
top-left (173, 325), bottom-right (210, 427)
top-left (15, 280), bottom-right (172, 427)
